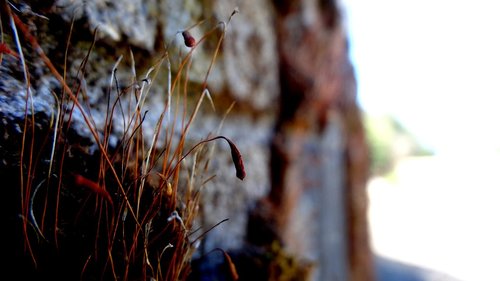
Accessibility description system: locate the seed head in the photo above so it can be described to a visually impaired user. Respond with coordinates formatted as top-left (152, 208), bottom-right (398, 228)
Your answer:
top-left (182, 31), bottom-right (196, 48)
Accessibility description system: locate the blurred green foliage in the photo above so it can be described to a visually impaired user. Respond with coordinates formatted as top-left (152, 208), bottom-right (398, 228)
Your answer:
top-left (363, 114), bottom-right (433, 176)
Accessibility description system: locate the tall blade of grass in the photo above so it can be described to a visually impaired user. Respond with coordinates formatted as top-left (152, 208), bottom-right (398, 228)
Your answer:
top-left (4, 1), bottom-right (37, 264)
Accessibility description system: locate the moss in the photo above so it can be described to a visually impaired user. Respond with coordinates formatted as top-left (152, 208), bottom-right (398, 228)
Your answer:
top-left (267, 241), bottom-right (315, 281)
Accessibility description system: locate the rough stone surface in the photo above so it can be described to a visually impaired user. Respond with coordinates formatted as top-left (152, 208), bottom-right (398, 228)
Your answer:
top-left (188, 115), bottom-right (273, 252)
top-left (56, 0), bottom-right (158, 50)
top-left (214, 0), bottom-right (279, 110)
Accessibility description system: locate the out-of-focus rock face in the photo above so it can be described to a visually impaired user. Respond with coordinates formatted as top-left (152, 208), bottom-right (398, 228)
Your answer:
top-left (54, 0), bottom-right (278, 109)
top-left (64, 0), bottom-right (159, 50)
top-left (214, 0), bottom-right (279, 109)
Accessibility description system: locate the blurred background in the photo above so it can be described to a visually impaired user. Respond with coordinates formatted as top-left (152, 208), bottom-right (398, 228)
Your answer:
top-left (343, 0), bottom-right (500, 280)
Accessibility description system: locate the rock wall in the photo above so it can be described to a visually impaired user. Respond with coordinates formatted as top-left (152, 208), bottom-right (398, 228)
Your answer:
top-left (0, 0), bottom-right (373, 280)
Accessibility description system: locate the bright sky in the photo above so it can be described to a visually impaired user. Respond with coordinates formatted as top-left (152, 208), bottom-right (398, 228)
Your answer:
top-left (342, 0), bottom-right (500, 154)
top-left (342, 2), bottom-right (500, 280)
